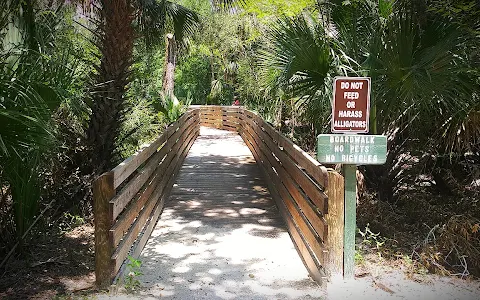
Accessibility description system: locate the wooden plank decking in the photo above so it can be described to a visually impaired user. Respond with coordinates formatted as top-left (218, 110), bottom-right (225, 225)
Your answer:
top-left (136, 127), bottom-right (323, 299)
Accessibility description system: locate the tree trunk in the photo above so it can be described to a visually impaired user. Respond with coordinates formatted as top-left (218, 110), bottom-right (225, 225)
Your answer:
top-left (21, 1), bottom-right (37, 51)
top-left (87, 0), bottom-right (135, 174)
top-left (162, 33), bottom-right (176, 99)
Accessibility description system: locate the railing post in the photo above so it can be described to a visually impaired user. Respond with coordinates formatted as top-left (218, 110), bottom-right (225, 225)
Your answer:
top-left (93, 171), bottom-right (115, 288)
top-left (325, 170), bottom-right (344, 279)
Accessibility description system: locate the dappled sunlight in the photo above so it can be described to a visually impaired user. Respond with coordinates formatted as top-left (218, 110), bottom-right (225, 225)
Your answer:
top-left (134, 127), bottom-right (323, 299)
top-left (139, 214), bottom-right (321, 299)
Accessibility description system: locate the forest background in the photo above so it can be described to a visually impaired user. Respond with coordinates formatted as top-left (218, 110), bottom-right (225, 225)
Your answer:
top-left (0, 0), bottom-right (479, 297)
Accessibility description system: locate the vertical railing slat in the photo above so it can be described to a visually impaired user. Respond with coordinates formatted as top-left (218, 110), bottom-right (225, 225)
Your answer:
top-left (93, 171), bottom-right (115, 288)
top-left (325, 170), bottom-right (344, 278)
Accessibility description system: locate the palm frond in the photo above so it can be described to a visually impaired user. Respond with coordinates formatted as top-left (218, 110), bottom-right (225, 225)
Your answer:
top-left (371, 11), bottom-right (477, 140)
top-left (258, 12), bottom-right (333, 100)
top-left (137, 0), bottom-right (168, 46)
top-left (0, 78), bottom-right (55, 159)
top-left (137, 0), bottom-right (199, 47)
top-left (165, 1), bottom-right (199, 42)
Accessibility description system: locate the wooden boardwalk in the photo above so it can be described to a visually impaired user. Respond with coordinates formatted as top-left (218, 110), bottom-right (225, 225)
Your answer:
top-left (136, 127), bottom-right (323, 299)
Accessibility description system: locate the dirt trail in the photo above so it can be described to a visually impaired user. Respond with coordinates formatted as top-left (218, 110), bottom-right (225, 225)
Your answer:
top-left (327, 269), bottom-right (480, 300)
top-left (97, 127), bottom-right (480, 300)
top-left (101, 127), bottom-right (323, 299)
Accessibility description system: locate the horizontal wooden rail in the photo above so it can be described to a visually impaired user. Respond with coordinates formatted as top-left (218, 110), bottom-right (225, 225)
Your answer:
top-left (197, 106), bottom-right (242, 132)
top-left (93, 109), bottom-right (200, 288)
top-left (94, 105), bottom-right (343, 288)
top-left (197, 106), bottom-right (341, 284)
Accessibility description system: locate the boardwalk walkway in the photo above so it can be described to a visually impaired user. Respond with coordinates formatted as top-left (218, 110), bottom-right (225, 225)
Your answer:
top-left (135, 127), bottom-right (323, 299)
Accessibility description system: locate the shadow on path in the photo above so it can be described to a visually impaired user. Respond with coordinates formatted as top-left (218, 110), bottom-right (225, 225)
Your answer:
top-left (136, 127), bottom-right (324, 299)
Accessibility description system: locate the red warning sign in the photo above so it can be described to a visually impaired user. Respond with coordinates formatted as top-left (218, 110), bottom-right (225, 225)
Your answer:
top-left (332, 77), bottom-right (371, 133)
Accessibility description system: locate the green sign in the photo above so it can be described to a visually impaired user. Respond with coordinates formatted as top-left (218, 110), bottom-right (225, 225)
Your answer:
top-left (317, 134), bottom-right (387, 165)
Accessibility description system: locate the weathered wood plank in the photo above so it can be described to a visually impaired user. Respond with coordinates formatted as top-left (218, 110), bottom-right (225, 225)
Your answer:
top-left (261, 165), bottom-right (326, 284)
top-left (131, 129), bottom-right (200, 260)
top-left (110, 119), bottom-right (199, 247)
top-left (239, 129), bottom-right (326, 282)
top-left (110, 166), bottom-right (161, 248)
top-left (109, 118), bottom-right (198, 248)
top-left (241, 117), bottom-right (328, 239)
top-left (200, 120), bottom-right (221, 125)
top-left (259, 118), bottom-right (328, 189)
top-left (199, 106), bottom-right (240, 114)
top-left (240, 116), bottom-right (327, 255)
top-left (110, 146), bottom-right (168, 223)
top-left (109, 116), bottom-right (198, 221)
top-left (243, 123), bottom-right (328, 241)
top-left (240, 111), bottom-right (327, 190)
top-left (325, 170), bottom-right (344, 278)
top-left (93, 172), bottom-right (115, 288)
top-left (111, 126), bottom-right (199, 273)
top-left (241, 121), bottom-right (327, 260)
top-left (222, 121), bottom-right (239, 127)
top-left (240, 114), bottom-right (328, 215)
top-left (131, 129), bottom-right (199, 260)
top-left (112, 111), bottom-right (196, 188)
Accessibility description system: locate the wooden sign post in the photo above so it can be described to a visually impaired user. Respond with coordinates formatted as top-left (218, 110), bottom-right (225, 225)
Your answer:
top-left (318, 77), bottom-right (386, 280)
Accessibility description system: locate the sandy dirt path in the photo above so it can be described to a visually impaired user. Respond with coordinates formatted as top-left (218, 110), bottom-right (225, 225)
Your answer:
top-left (122, 127), bottom-right (323, 299)
top-left (95, 127), bottom-right (480, 300)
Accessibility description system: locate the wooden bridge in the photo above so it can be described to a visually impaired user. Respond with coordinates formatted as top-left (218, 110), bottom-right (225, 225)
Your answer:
top-left (93, 106), bottom-right (345, 294)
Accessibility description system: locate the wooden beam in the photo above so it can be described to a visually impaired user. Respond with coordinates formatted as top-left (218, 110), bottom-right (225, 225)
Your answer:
top-left (109, 116), bottom-right (197, 220)
top-left (325, 171), bottom-right (344, 279)
top-left (92, 172), bottom-right (115, 288)
top-left (112, 111), bottom-right (195, 188)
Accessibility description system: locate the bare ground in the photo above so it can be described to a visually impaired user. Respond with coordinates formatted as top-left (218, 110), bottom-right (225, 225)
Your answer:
top-left (1, 129), bottom-right (479, 299)
top-left (1, 210), bottom-right (479, 300)
top-left (0, 224), bottom-right (96, 300)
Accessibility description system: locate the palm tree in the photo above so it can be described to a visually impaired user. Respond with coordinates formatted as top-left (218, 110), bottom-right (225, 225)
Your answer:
top-left (86, 0), bottom-right (244, 173)
top-left (83, 0), bottom-right (201, 173)
top-left (258, 0), bottom-right (479, 201)
top-left (257, 11), bottom-right (353, 132)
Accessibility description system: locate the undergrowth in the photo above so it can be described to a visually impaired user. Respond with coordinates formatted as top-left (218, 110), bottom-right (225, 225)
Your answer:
top-left (357, 153), bottom-right (480, 278)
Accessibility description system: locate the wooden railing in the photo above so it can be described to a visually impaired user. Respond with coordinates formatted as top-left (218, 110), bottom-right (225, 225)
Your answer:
top-left (197, 106), bottom-right (345, 284)
top-left (92, 110), bottom-right (199, 287)
top-left (197, 105), bottom-right (241, 131)
top-left (93, 105), bottom-right (344, 287)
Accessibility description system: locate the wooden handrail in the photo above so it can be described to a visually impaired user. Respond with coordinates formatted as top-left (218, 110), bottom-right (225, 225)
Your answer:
top-left (197, 106), bottom-right (342, 285)
top-left (111, 112), bottom-right (193, 189)
top-left (93, 105), bottom-right (344, 288)
top-left (92, 109), bottom-right (200, 288)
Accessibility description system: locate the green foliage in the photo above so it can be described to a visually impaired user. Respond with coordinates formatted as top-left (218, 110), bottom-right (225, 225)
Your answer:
top-left (257, 11), bottom-right (350, 132)
top-left (256, 0), bottom-right (479, 155)
top-left (137, 0), bottom-right (200, 47)
top-left (82, 0), bottom-right (200, 173)
top-left (156, 94), bottom-right (190, 124)
top-left (117, 46), bottom-right (164, 161)
top-left (173, 4), bottom-right (265, 107)
top-left (259, 12), bottom-right (334, 99)
top-left (115, 97), bottom-right (161, 161)
top-left (354, 249), bottom-right (365, 265)
top-left (175, 49), bottom-right (211, 103)
top-left (124, 256), bottom-right (143, 293)
top-left (244, 0), bottom-right (316, 20)
top-left (367, 7), bottom-right (478, 149)
top-left (359, 224), bottom-right (386, 252)
top-left (0, 3), bottom-right (88, 238)
top-left (427, 0), bottom-right (480, 34)
top-left (58, 212), bottom-right (85, 233)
